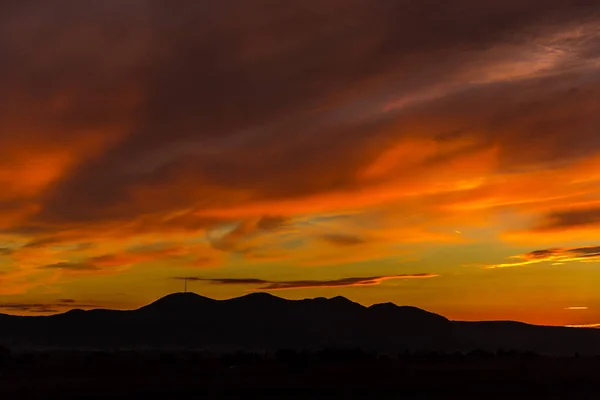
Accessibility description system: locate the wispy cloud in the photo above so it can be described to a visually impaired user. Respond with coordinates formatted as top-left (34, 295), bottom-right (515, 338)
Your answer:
top-left (564, 306), bottom-right (588, 310)
top-left (537, 208), bottom-right (600, 231)
top-left (0, 300), bottom-right (99, 314)
top-left (318, 234), bottom-right (367, 246)
top-left (41, 262), bottom-right (102, 272)
top-left (173, 273), bottom-right (438, 290)
top-left (485, 246), bottom-right (600, 269)
top-left (565, 323), bottom-right (600, 328)
top-left (36, 244), bottom-right (214, 275)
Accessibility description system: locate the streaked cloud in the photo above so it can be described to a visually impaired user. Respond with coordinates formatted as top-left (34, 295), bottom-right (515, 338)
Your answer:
top-left (41, 262), bottom-right (103, 272)
top-left (36, 243), bottom-right (220, 276)
top-left (0, 300), bottom-right (99, 314)
top-left (538, 208), bottom-right (600, 231)
top-left (174, 273), bottom-right (439, 291)
top-left (318, 234), bottom-right (367, 247)
top-left (485, 246), bottom-right (600, 269)
top-left (2, 0), bottom-right (599, 243)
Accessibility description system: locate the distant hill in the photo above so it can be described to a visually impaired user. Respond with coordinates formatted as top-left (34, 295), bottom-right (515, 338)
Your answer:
top-left (0, 292), bottom-right (599, 355)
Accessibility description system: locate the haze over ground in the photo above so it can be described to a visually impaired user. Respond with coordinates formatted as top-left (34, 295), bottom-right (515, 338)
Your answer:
top-left (1, 1), bottom-right (600, 327)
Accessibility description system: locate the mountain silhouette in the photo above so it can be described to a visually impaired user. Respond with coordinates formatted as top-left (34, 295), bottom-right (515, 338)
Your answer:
top-left (137, 292), bottom-right (217, 315)
top-left (0, 292), bottom-right (599, 355)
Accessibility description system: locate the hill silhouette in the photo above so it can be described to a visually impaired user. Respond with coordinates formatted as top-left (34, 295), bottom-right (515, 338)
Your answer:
top-left (0, 292), bottom-right (599, 355)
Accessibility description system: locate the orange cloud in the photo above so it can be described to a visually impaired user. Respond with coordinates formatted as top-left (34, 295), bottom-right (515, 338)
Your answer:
top-left (0, 268), bottom-right (60, 295)
top-left (484, 246), bottom-right (600, 269)
top-left (36, 243), bottom-right (221, 275)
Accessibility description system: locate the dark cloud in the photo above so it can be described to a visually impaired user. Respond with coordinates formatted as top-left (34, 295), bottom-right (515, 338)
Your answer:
top-left (0, 303), bottom-right (46, 311)
top-left (524, 246), bottom-right (600, 260)
top-left (536, 208), bottom-right (600, 231)
top-left (40, 262), bottom-right (101, 272)
top-left (0, 248), bottom-right (13, 256)
top-left (0, 0), bottom-right (598, 292)
top-left (58, 299), bottom-right (75, 303)
top-left (0, 0), bottom-right (596, 233)
top-left (524, 249), bottom-right (563, 260)
top-left (23, 237), bottom-right (62, 248)
top-left (319, 234), bottom-right (367, 246)
top-left (0, 301), bottom-right (97, 313)
top-left (31, 246), bottom-right (195, 277)
top-left (256, 215), bottom-right (289, 231)
top-left (175, 277), bottom-right (268, 285)
top-left (174, 273), bottom-right (438, 290)
top-left (396, 70), bottom-right (600, 172)
top-left (571, 246), bottom-right (600, 256)
top-left (259, 274), bottom-right (439, 290)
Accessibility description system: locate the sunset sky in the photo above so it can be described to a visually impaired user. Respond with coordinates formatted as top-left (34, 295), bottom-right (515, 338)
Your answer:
top-left (1, 1), bottom-right (600, 326)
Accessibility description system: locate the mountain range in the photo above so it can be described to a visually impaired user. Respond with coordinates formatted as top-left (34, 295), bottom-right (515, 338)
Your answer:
top-left (1, 292), bottom-right (599, 356)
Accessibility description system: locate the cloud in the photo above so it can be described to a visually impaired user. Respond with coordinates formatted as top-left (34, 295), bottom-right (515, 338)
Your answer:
top-left (41, 262), bottom-right (102, 272)
top-left (535, 207), bottom-right (600, 231)
top-left (485, 245), bottom-right (600, 269)
top-left (259, 274), bottom-right (439, 290)
top-left (0, 0), bottom-right (600, 295)
top-left (319, 234), bottom-right (367, 246)
top-left (177, 277), bottom-right (267, 285)
top-left (0, 235), bottom-right (224, 294)
top-left (0, 303), bottom-right (48, 311)
top-left (2, 0), bottom-right (597, 230)
top-left (30, 309), bottom-right (59, 313)
top-left (0, 300), bottom-right (99, 314)
top-left (23, 237), bottom-right (63, 249)
top-left (206, 216), bottom-right (297, 261)
top-left (256, 215), bottom-right (290, 231)
top-left (0, 268), bottom-right (61, 295)
top-left (35, 244), bottom-right (213, 275)
top-left (565, 306), bottom-right (588, 310)
top-left (174, 273), bottom-right (438, 290)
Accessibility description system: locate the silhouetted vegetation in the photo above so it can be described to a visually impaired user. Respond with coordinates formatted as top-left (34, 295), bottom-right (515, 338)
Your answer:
top-left (0, 348), bottom-right (599, 398)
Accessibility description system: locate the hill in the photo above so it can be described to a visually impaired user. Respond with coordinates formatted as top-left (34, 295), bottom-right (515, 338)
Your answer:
top-left (0, 292), bottom-right (598, 355)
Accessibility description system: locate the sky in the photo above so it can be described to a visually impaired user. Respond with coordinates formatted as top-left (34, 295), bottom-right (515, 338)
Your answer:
top-left (1, 0), bottom-right (600, 326)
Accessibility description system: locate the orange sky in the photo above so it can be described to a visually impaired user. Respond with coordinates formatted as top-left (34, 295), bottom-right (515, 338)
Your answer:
top-left (1, 1), bottom-right (600, 327)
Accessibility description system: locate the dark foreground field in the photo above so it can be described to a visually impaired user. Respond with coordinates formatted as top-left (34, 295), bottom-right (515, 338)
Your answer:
top-left (0, 349), bottom-right (598, 399)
